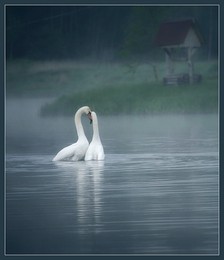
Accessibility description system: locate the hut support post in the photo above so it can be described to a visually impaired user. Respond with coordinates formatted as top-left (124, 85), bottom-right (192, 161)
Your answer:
top-left (165, 49), bottom-right (174, 76)
top-left (187, 47), bottom-right (194, 84)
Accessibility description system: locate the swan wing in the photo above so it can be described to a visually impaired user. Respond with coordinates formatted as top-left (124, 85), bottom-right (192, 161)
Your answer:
top-left (85, 141), bottom-right (105, 161)
top-left (97, 145), bottom-right (105, 160)
top-left (53, 140), bottom-right (89, 161)
top-left (53, 143), bottom-right (78, 161)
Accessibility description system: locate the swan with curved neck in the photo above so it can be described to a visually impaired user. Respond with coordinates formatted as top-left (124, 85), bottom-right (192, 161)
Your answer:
top-left (52, 106), bottom-right (92, 161)
top-left (85, 111), bottom-right (105, 161)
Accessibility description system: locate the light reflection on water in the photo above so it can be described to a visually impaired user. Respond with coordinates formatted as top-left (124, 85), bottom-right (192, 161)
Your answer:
top-left (6, 99), bottom-right (219, 255)
top-left (6, 151), bottom-right (218, 255)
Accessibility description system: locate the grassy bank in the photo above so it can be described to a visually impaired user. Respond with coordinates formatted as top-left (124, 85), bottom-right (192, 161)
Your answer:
top-left (40, 77), bottom-right (218, 116)
top-left (6, 59), bottom-right (162, 97)
top-left (6, 59), bottom-right (218, 115)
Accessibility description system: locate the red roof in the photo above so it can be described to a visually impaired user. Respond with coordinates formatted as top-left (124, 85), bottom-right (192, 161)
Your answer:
top-left (154, 19), bottom-right (204, 47)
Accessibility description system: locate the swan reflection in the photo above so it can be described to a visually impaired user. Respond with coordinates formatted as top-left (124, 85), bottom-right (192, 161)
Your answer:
top-left (76, 161), bottom-right (104, 232)
top-left (86, 161), bottom-right (104, 225)
top-left (54, 160), bottom-right (104, 234)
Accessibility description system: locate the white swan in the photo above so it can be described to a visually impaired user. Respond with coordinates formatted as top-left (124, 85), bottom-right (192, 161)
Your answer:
top-left (85, 111), bottom-right (105, 161)
top-left (52, 106), bottom-right (92, 161)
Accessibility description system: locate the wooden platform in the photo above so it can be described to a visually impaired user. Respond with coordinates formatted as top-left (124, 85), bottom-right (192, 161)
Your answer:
top-left (163, 73), bottom-right (202, 86)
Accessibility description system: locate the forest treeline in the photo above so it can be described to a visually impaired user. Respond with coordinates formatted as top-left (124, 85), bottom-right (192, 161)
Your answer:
top-left (6, 5), bottom-right (218, 61)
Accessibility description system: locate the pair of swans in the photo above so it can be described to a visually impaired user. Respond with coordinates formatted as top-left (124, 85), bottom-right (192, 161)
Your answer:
top-left (52, 106), bottom-right (105, 161)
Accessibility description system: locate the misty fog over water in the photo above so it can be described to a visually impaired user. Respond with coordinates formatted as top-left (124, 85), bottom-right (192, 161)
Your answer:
top-left (6, 98), bottom-right (219, 255)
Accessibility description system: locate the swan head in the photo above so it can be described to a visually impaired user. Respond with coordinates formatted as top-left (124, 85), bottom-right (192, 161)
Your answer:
top-left (90, 111), bottom-right (98, 123)
top-left (82, 106), bottom-right (92, 124)
top-left (87, 111), bottom-right (92, 124)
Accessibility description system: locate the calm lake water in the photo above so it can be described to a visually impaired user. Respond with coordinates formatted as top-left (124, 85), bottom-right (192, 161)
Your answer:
top-left (6, 98), bottom-right (219, 255)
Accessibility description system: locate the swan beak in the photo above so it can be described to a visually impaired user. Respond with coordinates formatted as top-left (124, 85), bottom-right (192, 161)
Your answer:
top-left (88, 111), bottom-right (92, 124)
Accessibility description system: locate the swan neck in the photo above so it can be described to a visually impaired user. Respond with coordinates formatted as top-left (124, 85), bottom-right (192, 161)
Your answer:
top-left (74, 109), bottom-right (85, 138)
top-left (93, 116), bottom-right (100, 140)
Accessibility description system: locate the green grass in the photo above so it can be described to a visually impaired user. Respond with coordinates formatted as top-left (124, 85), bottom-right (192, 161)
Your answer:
top-left (40, 77), bottom-right (218, 116)
top-left (7, 59), bottom-right (161, 96)
top-left (6, 59), bottom-right (218, 115)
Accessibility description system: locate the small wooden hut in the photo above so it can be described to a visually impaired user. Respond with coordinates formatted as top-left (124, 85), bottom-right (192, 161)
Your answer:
top-left (154, 18), bottom-right (204, 85)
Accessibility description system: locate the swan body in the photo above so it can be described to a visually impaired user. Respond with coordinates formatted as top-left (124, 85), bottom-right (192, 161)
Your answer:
top-left (53, 106), bottom-right (92, 161)
top-left (85, 111), bottom-right (105, 161)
